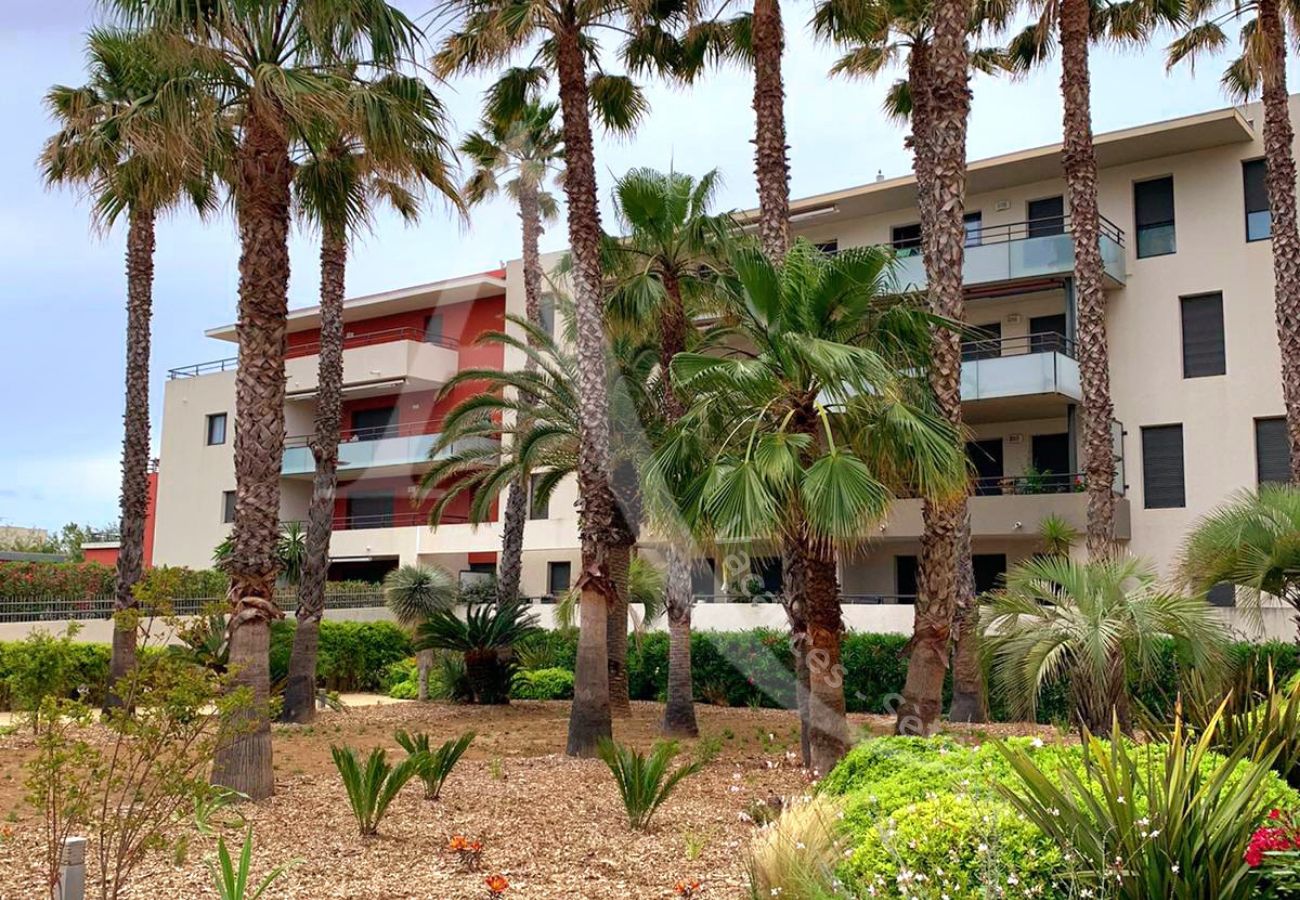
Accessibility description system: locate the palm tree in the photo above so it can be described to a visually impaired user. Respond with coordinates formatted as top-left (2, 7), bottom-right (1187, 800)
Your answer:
top-left (1008, 0), bottom-right (1178, 560)
top-left (983, 555), bottom-right (1225, 733)
top-left (601, 166), bottom-right (739, 734)
top-left (1180, 485), bottom-right (1300, 639)
top-left (280, 75), bottom-right (461, 724)
top-left (384, 565), bottom-right (458, 701)
top-left (1168, 0), bottom-right (1300, 481)
top-left (434, 0), bottom-right (679, 757)
top-left (460, 97), bottom-right (564, 607)
top-left (41, 27), bottom-right (221, 709)
top-left (656, 240), bottom-right (967, 773)
top-left (110, 0), bottom-right (426, 799)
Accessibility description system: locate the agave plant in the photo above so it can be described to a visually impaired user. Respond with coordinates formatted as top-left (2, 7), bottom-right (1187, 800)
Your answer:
top-left (384, 565), bottom-right (457, 701)
top-left (415, 601), bottom-right (541, 704)
top-left (394, 730), bottom-right (475, 799)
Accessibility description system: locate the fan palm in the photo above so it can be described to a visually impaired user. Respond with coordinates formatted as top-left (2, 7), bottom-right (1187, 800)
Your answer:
top-left (1168, 0), bottom-right (1300, 481)
top-left (433, 0), bottom-right (685, 758)
top-left (108, 0), bottom-right (428, 799)
top-left (415, 600), bottom-right (542, 704)
top-left (1180, 485), bottom-right (1300, 639)
top-left (384, 565), bottom-right (458, 702)
top-left (652, 239), bottom-right (967, 773)
top-left (1008, 0), bottom-right (1180, 560)
top-left (41, 27), bottom-right (222, 710)
top-left (280, 74), bottom-right (461, 724)
top-left (983, 554), bottom-right (1225, 733)
top-left (460, 97), bottom-right (563, 608)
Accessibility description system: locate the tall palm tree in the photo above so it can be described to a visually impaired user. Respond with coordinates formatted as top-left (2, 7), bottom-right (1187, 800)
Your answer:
top-left (984, 554), bottom-right (1224, 733)
top-left (460, 97), bottom-right (564, 606)
top-left (434, 0), bottom-right (682, 756)
top-left (110, 0), bottom-right (426, 799)
top-left (41, 27), bottom-right (221, 709)
top-left (1009, 0), bottom-right (1179, 560)
top-left (656, 240), bottom-right (966, 773)
top-left (280, 75), bottom-right (461, 724)
top-left (1168, 0), bottom-right (1300, 481)
top-left (601, 166), bottom-right (739, 734)
top-left (384, 565), bottom-right (459, 701)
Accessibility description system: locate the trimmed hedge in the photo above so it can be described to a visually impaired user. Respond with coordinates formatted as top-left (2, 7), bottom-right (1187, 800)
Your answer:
top-left (269, 620), bottom-right (411, 692)
top-left (0, 562), bottom-right (382, 601)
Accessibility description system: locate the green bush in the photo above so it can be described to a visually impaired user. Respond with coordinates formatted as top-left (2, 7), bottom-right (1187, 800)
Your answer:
top-left (511, 667), bottom-right (575, 700)
top-left (0, 630), bottom-right (111, 711)
top-left (598, 739), bottom-right (704, 830)
top-left (270, 620), bottom-right (411, 692)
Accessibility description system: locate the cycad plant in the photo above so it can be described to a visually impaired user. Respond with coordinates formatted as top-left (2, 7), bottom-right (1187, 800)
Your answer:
top-left (384, 565), bottom-right (457, 702)
top-left (983, 555), bottom-right (1226, 733)
top-left (394, 730), bottom-right (476, 800)
top-left (330, 745), bottom-right (422, 836)
top-left (597, 739), bottom-right (704, 830)
top-left (416, 601), bottom-right (542, 704)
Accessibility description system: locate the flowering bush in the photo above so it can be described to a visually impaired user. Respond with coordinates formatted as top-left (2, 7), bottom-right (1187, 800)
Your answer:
top-left (1250, 810), bottom-right (1300, 898)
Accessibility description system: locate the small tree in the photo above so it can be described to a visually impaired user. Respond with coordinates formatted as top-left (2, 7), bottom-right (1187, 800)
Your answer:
top-left (383, 565), bottom-right (457, 701)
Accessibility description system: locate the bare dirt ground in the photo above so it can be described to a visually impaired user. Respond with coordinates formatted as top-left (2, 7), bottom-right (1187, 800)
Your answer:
top-left (0, 699), bottom-right (1058, 899)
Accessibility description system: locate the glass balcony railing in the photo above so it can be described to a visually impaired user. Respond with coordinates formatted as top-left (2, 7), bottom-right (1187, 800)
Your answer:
top-left (281, 426), bottom-right (495, 476)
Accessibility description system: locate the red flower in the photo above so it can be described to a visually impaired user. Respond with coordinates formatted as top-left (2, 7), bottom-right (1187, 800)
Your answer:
top-left (1245, 825), bottom-right (1298, 867)
top-left (485, 874), bottom-right (509, 895)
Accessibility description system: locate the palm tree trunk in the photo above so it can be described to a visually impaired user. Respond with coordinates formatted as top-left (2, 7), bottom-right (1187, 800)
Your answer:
top-left (211, 106), bottom-right (293, 801)
top-left (555, 26), bottom-right (619, 757)
top-left (948, 517), bottom-right (986, 721)
top-left (1257, 0), bottom-right (1300, 482)
top-left (1059, 0), bottom-right (1116, 559)
top-left (497, 182), bottom-right (548, 604)
top-left (607, 539), bottom-right (632, 716)
top-left (281, 228), bottom-right (346, 724)
top-left (803, 548), bottom-right (849, 775)
top-left (417, 648), bottom-right (434, 701)
top-left (751, 0), bottom-right (790, 261)
top-left (781, 536), bottom-right (812, 766)
top-left (105, 205), bottom-right (156, 711)
top-left (661, 544), bottom-right (697, 736)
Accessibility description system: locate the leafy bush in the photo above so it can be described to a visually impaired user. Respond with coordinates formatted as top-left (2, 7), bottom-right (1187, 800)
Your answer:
top-left (598, 739), bottom-right (704, 830)
top-left (511, 667), bottom-right (574, 700)
top-left (416, 601), bottom-right (541, 704)
top-left (0, 561), bottom-right (116, 597)
top-left (330, 745), bottom-right (421, 836)
top-left (384, 658), bottom-right (418, 699)
top-left (270, 620), bottom-right (411, 692)
top-left (394, 730), bottom-right (475, 800)
top-left (1, 627), bottom-right (109, 715)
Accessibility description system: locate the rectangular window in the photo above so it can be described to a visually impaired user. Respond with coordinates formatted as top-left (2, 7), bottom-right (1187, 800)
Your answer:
top-left (1134, 176), bottom-right (1176, 258)
top-left (890, 223), bottom-right (922, 257)
top-left (539, 295), bottom-right (556, 338)
top-left (206, 413), bottom-right (227, 446)
top-left (346, 492), bottom-right (394, 528)
top-left (547, 561), bottom-right (572, 596)
top-left (963, 211), bottom-right (983, 247)
top-left (691, 559), bottom-right (716, 597)
top-left (962, 322), bottom-right (1002, 362)
top-left (1027, 196), bottom-right (1065, 238)
top-left (350, 406), bottom-right (398, 441)
top-left (1256, 416), bottom-right (1290, 485)
top-left (424, 313), bottom-right (444, 344)
top-left (222, 490), bottom-right (236, 524)
top-left (1245, 159), bottom-right (1271, 242)
top-left (895, 555), bottom-right (918, 604)
top-left (1141, 424), bottom-right (1185, 509)
top-left (1180, 292), bottom-right (1226, 378)
top-left (528, 473), bottom-right (549, 520)
top-left (1029, 313), bottom-right (1068, 354)
top-left (813, 239), bottom-right (839, 255)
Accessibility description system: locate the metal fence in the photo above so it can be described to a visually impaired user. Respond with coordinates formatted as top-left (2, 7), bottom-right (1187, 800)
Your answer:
top-left (0, 590), bottom-right (387, 624)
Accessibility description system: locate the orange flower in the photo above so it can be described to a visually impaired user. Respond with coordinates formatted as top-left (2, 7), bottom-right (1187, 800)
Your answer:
top-left (485, 873), bottom-right (509, 894)
top-left (448, 835), bottom-right (469, 852)
top-left (469, 840), bottom-right (484, 852)
top-left (674, 880), bottom-right (702, 897)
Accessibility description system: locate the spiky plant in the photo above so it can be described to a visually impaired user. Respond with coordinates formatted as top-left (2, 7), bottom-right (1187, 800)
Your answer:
top-left (394, 730), bottom-right (475, 799)
top-left (1037, 513), bottom-right (1080, 558)
top-left (597, 738), bottom-right (704, 830)
top-left (416, 601), bottom-right (542, 704)
top-left (330, 745), bottom-right (422, 836)
top-left (384, 565), bottom-right (457, 702)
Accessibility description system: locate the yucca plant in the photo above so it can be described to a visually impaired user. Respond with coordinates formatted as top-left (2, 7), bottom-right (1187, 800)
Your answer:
top-left (330, 745), bottom-right (422, 836)
top-left (416, 601), bottom-right (541, 704)
top-left (597, 739), bottom-right (704, 830)
top-left (384, 565), bottom-right (457, 701)
top-left (997, 713), bottom-right (1282, 899)
top-left (394, 730), bottom-right (475, 800)
top-left (207, 828), bottom-right (295, 900)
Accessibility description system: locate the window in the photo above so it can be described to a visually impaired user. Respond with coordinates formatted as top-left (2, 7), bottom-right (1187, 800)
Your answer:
top-left (1245, 159), bottom-right (1271, 242)
top-left (547, 561), bottom-right (571, 596)
top-left (1029, 313), bottom-right (1068, 354)
top-left (895, 555), bottom-right (918, 604)
top-left (346, 492), bottom-right (394, 528)
top-left (1180, 292), bottom-right (1226, 378)
top-left (205, 413), bottom-right (227, 446)
top-left (539, 295), bottom-right (556, 337)
top-left (528, 473), bottom-right (549, 520)
top-left (813, 239), bottom-right (839, 255)
top-left (1027, 196), bottom-right (1065, 238)
top-left (424, 313), bottom-right (444, 344)
top-left (691, 559), bottom-right (716, 597)
top-left (1207, 583), bottom-right (1236, 607)
top-left (1141, 424), bottom-right (1185, 509)
top-left (222, 490), bottom-right (236, 524)
top-left (1256, 417), bottom-right (1290, 485)
top-left (1134, 176), bottom-right (1176, 258)
top-left (962, 322), bottom-right (1002, 361)
top-left (350, 406), bottom-right (398, 440)
top-left (966, 439), bottom-right (1004, 496)
top-left (890, 223), bottom-right (922, 257)
top-left (963, 211), bottom-right (983, 247)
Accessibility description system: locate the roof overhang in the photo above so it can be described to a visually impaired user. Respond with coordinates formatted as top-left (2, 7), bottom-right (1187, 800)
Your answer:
top-left (206, 270), bottom-right (507, 343)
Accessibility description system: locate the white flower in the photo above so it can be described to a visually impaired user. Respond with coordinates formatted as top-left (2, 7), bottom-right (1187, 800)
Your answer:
top-left (1116, 795), bottom-right (1126, 804)
top-left (796, 842), bottom-right (806, 850)
top-left (1149, 829), bottom-right (1161, 838)
top-left (1031, 737), bottom-right (1044, 748)
top-left (1008, 875), bottom-right (1019, 886)
top-left (1172, 864), bottom-right (1180, 875)
top-left (770, 889), bottom-right (782, 897)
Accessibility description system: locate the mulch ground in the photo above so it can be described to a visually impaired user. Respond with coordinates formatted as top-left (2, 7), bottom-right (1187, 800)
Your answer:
top-left (0, 700), bottom-right (1058, 899)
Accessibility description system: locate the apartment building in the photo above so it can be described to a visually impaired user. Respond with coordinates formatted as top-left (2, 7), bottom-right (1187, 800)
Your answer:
top-left (152, 97), bottom-right (1291, 609)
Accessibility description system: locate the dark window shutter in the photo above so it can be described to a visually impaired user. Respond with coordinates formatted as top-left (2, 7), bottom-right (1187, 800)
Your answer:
top-left (1180, 293), bottom-right (1225, 378)
top-left (1256, 417), bottom-right (1290, 485)
top-left (1244, 159), bottom-right (1269, 213)
top-left (1141, 425), bottom-right (1185, 509)
top-left (1206, 582), bottom-right (1236, 607)
top-left (1135, 177), bottom-right (1175, 227)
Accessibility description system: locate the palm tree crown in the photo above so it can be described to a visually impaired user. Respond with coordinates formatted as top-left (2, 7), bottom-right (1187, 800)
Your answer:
top-left (460, 99), bottom-right (563, 220)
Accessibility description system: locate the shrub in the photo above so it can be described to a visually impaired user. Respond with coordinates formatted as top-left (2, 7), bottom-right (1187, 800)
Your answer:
top-left (746, 796), bottom-right (845, 900)
top-left (2, 627), bottom-right (105, 719)
top-left (598, 739), bottom-right (704, 830)
top-left (511, 667), bottom-right (574, 700)
top-left (416, 601), bottom-right (541, 704)
top-left (394, 730), bottom-right (475, 800)
top-left (270, 620), bottom-right (411, 692)
top-left (330, 745), bottom-right (421, 836)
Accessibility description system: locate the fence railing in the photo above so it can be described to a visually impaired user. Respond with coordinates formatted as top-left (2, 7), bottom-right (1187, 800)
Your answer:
top-left (691, 593), bottom-right (917, 605)
top-left (0, 590), bottom-right (387, 624)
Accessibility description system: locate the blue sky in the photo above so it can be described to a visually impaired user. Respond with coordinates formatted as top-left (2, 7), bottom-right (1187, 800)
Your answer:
top-left (0, 1), bottom-right (1287, 532)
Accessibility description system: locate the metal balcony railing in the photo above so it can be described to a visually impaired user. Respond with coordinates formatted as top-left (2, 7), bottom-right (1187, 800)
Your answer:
top-left (971, 471), bottom-right (1087, 497)
top-left (690, 593), bottom-right (918, 605)
top-left (169, 328), bottom-right (460, 379)
top-left (0, 590), bottom-right (387, 624)
top-left (891, 213), bottom-right (1127, 255)
top-left (961, 331), bottom-right (1076, 361)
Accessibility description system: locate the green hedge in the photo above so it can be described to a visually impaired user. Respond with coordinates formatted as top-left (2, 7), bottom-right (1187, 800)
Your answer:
top-left (269, 620), bottom-right (411, 692)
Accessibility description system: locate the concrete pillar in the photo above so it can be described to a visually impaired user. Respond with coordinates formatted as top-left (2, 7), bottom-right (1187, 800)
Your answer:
top-left (52, 836), bottom-right (86, 900)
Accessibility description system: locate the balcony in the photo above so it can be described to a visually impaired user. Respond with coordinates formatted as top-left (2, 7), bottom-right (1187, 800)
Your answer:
top-left (892, 215), bottom-right (1127, 291)
top-left (959, 332), bottom-right (1080, 422)
top-left (282, 424), bottom-right (495, 479)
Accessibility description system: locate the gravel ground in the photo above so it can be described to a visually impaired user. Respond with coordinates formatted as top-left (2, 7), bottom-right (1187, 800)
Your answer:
top-left (0, 700), bottom-right (1059, 899)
